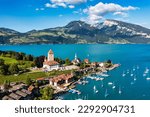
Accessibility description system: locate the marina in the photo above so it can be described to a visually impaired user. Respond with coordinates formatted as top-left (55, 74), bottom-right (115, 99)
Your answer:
top-left (1, 44), bottom-right (150, 100)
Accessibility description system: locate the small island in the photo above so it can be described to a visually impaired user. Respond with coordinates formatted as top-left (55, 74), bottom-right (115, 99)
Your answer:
top-left (0, 49), bottom-right (120, 100)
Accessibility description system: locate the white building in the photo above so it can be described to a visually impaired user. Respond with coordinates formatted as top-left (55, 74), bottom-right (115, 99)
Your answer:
top-left (43, 49), bottom-right (59, 71)
top-left (72, 53), bottom-right (81, 65)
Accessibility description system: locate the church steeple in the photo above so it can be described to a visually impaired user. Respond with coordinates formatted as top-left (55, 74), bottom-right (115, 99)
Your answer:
top-left (75, 53), bottom-right (77, 60)
top-left (48, 49), bottom-right (54, 61)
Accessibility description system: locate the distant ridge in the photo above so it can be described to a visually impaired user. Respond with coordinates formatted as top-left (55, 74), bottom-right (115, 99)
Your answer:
top-left (0, 19), bottom-right (150, 44)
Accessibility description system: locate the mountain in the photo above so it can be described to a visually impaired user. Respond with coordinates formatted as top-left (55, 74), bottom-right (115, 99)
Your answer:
top-left (1, 19), bottom-right (150, 44)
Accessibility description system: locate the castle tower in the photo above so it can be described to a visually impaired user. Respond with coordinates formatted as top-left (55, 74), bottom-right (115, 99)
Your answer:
top-left (48, 49), bottom-right (54, 61)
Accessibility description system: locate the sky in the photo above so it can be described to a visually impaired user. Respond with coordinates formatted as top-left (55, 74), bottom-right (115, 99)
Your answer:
top-left (0, 0), bottom-right (150, 32)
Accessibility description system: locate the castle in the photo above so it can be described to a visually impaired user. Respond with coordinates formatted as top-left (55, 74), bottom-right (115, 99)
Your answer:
top-left (43, 49), bottom-right (59, 71)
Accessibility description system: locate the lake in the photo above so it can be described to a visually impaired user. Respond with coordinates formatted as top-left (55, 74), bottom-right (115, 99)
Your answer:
top-left (1, 44), bottom-right (150, 100)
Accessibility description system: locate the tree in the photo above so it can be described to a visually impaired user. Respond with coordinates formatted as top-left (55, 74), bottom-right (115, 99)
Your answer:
top-left (65, 58), bottom-right (71, 65)
top-left (0, 64), bottom-right (9, 75)
top-left (25, 77), bottom-right (32, 86)
top-left (0, 59), bottom-right (4, 66)
top-left (39, 86), bottom-right (54, 100)
top-left (107, 59), bottom-right (112, 64)
top-left (3, 80), bottom-right (9, 90)
top-left (26, 55), bottom-right (34, 61)
top-left (55, 58), bottom-right (65, 65)
top-left (34, 56), bottom-right (45, 68)
top-left (8, 63), bottom-right (19, 74)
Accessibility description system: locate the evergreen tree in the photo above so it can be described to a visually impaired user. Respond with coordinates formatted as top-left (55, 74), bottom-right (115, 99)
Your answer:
top-left (40, 86), bottom-right (54, 100)
top-left (8, 63), bottom-right (19, 74)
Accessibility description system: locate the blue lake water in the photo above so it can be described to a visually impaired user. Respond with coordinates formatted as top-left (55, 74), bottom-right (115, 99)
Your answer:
top-left (1, 44), bottom-right (150, 100)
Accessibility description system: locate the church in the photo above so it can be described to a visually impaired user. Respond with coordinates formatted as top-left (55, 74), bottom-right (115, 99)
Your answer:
top-left (43, 49), bottom-right (59, 71)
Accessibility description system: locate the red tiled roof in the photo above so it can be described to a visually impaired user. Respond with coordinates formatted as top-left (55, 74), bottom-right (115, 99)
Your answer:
top-left (43, 60), bottom-right (59, 66)
top-left (50, 74), bottom-right (73, 83)
top-left (84, 59), bottom-right (89, 63)
top-left (36, 78), bottom-right (45, 81)
top-left (28, 85), bottom-right (35, 92)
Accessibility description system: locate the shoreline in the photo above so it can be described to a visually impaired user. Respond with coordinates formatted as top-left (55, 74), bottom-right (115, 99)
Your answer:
top-left (53, 64), bottom-right (120, 100)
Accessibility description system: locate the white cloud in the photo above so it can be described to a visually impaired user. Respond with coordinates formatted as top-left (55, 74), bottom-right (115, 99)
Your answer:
top-left (68, 5), bottom-right (75, 9)
top-left (51, 0), bottom-right (87, 4)
top-left (35, 8), bottom-right (45, 11)
top-left (45, 3), bottom-right (57, 8)
top-left (45, 0), bottom-right (87, 9)
top-left (73, 8), bottom-right (83, 15)
top-left (83, 2), bottom-right (138, 24)
top-left (113, 12), bottom-right (128, 17)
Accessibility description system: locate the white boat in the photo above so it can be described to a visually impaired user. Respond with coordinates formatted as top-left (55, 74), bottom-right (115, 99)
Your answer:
top-left (146, 77), bottom-right (150, 80)
top-left (133, 68), bottom-right (136, 71)
top-left (134, 76), bottom-right (137, 81)
top-left (119, 86), bottom-right (122, 94)
top-left (130, 74), bottom-right (134, 77)
top-left (143, 73), bottom-right (147, 77)
top-left (99, 73), bottom-right (109, 77)
top-left (104, 89), bottom-right (109, 98)
top-left (112, 82), bottom-right (116, 89)
top-left (144, 68), bottom-right (149, 74)
top-left (122, 71), bottom-right (126, 77)
top-left (93, 86), bottom-right (99, 94)
top-left (108, 82), bottom-right (113, 85)
top-left (127, 69), bottom-right (130, 74)
top-left (95, 90), bottom-right (99, 93)
top-left (130, 71), bottom-right (134, 77)
top-left (101, 81), bottom-right (104, 87)
top-left (96, 78), bottom-right (104, 81)
top-left (93, 85), bottom-right (96, 91)
top-left (112, 86), bottom-right (116, 89)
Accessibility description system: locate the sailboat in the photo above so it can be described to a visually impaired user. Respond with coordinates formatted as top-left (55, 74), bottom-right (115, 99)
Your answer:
top-left (122, 71), bottom-right (126, 77)
top-left (101, 81), bottom-right (104, 88)
top-left (130, 71), bottom-right (134, 77)
top-left (133, 67), bottom-right (136, 71)
top-left (104, 89), bottom-right (109, 98)
top-left (144, 68), bottom-right (149, 74)
top-left (93, 85), bottom-right (99, 94)
top-left (127, 69), bottom-right (130, 74)
top-left (112, 82), bottom-right (116, 89)
top-left (119, 86), bottom-right (122, 94)
top-left (133, 76), bottom-right (137, 81)
top-left (146, 73), bottom-right (150, 80)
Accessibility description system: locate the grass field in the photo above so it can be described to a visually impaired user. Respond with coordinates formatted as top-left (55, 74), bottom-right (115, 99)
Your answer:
top-left (0, 70), bottom-right (72, 85)
top-left (0, 56), bottom-right (18, 64)
top-left (0, 56), bottom-right (34, 69)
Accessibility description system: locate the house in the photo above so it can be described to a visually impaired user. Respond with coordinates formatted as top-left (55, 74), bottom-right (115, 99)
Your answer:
top-left (84, 59), bottom-right (90, 64)
top-left (15, 90), bottom-right (27, 98)
top-left (91, 62), bottom-right (98, 67)
top-left (28, 85), bottom-right (40, 97)
top-left (49, 74), bottom-right (74, 88)
top-left (21, 89), bottom-right (32, 95)
top-left (43, 49), bottom-right (60, 71)
top-left (36, 78), bottom-right (49, 85)
top-left (9, 92), bottom-right (22, 100)
top-left (72, 53), bottom-right (81, 65)
top-left (2, 96), bottom-right (14, 100)
top-left (99, 62), bottom-right (105, 67)
top-left (9, 83), bottom-right (27, 92)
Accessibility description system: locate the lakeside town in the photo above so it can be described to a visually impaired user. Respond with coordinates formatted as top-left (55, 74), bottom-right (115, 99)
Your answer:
top-left (0, 49), bottom-right (120, 100)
